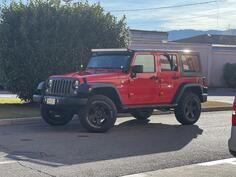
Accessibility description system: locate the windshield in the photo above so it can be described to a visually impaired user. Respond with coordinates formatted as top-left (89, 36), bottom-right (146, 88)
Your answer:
top-left (87, 53), bottom-right (132, 70)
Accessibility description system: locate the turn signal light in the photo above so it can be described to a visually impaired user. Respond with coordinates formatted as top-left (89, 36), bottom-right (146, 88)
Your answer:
top-left (199, 77), bottom-right (207, 87)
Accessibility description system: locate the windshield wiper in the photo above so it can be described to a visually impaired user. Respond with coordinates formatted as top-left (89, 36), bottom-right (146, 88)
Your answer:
top-left (87, 67), bottom-right (97, 69)
top-left (98, 67), bottom-right (115, 69)
top-left (87, 67), bottom-right (120, 69)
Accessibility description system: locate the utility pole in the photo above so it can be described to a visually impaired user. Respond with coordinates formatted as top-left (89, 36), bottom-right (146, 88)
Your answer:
top-left (227, 24), bottom-right (232, 35)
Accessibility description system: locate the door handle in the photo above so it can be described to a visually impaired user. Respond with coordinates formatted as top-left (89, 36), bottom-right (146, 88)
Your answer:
top-left (150, 76), bottom-right (159, 80)
top-left (172, 76), bottom-right (179, 80)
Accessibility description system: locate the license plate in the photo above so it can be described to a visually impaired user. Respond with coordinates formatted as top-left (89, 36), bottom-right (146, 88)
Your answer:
top-left (46, 98), bottom-right (56, 105)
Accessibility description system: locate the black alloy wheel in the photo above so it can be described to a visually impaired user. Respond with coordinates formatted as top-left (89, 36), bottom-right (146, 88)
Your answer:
top-left (41, 105), bottom-right (73, 126)
top-left (174, 92), bottom-right (201, 125)
top-left (79, 95), bottom-right (117, 133)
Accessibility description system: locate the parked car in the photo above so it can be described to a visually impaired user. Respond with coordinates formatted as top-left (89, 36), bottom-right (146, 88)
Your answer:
top-left (229, 95), bottom-right (236, 156)
top-left (33, 48), bottom-right (208, 132)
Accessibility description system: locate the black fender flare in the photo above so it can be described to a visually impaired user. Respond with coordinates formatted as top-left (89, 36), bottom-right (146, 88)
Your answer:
top-left (36, 81), bottom-right (46, 94)
top-left (172, 84), bottom-right (205, 104)
top-left (78, 82), bottom-right (124, 105)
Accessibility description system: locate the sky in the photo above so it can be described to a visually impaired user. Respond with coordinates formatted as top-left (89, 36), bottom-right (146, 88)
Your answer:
top-left (85, 0), bottom-right (236, 31)
top-left (1, 0), bottom-right (236, 31)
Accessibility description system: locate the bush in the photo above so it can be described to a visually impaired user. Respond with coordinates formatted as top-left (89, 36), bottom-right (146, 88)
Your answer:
top-left (0, 0), bottom-right (129, 101)
top-left (223, 63), bottom-right (236, 88)
top-left (0, 60), bottom-right (6, 88)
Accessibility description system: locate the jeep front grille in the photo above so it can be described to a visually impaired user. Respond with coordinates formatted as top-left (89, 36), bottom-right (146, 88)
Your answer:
top-left (47, 78), bottom-right (75, 96)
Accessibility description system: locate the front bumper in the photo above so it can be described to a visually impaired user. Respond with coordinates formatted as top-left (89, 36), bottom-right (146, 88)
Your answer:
top-left (229, 126), bottom-right (236, 154)
top-left (33, 95), bottom-right (88, 107)
top-left (202, 93), bottom-right (207, 102)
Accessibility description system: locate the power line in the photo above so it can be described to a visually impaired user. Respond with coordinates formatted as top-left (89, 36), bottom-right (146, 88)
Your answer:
top-left (155, 9), bottom-right (236, 22)
top-left (159, 13), bottom-right (236, 28)
top-left (109, 0), bottom-right (220, 12)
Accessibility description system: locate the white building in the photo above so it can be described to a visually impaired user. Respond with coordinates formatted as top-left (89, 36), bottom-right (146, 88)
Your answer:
top-left (129, 29), bottom-right (168, 43)
top-left (129, 30), bottom-right (236, 87)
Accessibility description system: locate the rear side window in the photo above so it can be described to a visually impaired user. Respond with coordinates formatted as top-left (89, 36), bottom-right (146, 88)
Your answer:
top-left (160, 54), bottom-right (178, 71)
top-left (134, 55), bottom-right (155, 72)
top-left (181, 54), bottom-right (201, 72)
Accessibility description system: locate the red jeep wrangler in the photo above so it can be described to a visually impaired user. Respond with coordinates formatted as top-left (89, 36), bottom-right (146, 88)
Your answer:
top-left (33, 48), bottom-right (208, 132)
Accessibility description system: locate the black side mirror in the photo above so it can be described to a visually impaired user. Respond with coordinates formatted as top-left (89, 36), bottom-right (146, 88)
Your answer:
top-left (132, 65), bottom-right (143, 74)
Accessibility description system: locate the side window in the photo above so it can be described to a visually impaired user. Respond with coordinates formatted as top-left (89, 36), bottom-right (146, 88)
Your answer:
top-left (134, 55), bottom-right (155, 72)
top-left (160, 54), bottom-right (178, 72)
top-left (181, 55), bottom-right (201, 72)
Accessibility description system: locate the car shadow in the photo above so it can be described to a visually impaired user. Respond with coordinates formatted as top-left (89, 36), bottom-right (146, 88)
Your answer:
top-left (0, 118), bottom-right (203, 167)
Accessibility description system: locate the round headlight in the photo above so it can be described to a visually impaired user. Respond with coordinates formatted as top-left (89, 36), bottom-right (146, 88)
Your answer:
top-left (48, 80), bottom-right (53, 88)
top-left (74, 80), bottom-right (80, 89)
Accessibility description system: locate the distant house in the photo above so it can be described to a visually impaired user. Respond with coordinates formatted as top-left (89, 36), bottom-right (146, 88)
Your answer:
top-left (129, 29), bottom-right (168, 45)
top-left (174, 34), bottom-right (236, 45)
top-left (129, 31), bottom-right (236, 87)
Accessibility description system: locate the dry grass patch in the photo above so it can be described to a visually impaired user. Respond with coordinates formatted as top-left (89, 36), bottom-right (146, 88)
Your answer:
top-left (202, 101), bottom-right (232, 108)
top-left (0, 98), bottom-right (40, 119)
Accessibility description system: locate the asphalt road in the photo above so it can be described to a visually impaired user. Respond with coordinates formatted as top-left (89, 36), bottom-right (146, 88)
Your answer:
top-left (0, 111), bottom-right (234, 177)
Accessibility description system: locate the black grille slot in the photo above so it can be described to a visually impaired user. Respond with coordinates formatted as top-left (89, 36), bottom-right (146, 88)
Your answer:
top-left (47, 78), bottom-right (75, 96)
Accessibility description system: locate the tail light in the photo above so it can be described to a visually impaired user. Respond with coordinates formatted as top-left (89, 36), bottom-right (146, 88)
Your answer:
top-left (199, 77), bottom-right (207, 87)
top-left (232, 101), bottom-right (236, 126)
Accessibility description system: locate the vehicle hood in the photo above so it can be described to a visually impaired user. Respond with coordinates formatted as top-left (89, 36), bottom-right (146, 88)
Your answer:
top-left (50, 69), bottom-right (126, 82)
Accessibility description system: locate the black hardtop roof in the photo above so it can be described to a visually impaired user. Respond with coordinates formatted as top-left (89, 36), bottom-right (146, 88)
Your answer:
top-left (91, 48), bottom-right (199, 54)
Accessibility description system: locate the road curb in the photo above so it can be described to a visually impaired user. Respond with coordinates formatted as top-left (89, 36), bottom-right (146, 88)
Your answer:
top-left (0, 107), bottom-right (231, 126)
top-left (202, 107), bottom-right (232, 112)
top-left (0, 117), bottom-right (42, 126)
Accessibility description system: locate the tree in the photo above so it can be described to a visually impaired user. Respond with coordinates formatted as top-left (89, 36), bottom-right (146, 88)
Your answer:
top-left (0, 0), bottom-right (129, 101)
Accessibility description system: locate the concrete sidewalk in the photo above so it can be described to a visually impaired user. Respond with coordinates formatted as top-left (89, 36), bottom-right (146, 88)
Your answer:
top-left (123, 158), bottom-right (236, 177)
top-left (0, 91), bottom-right (17, 98)
top-left (207, 88), bottom-right (235, 104)
top-left (208, 96), bottom-right (234, 104)
top-left (0, 94), bottom-right (17, 98)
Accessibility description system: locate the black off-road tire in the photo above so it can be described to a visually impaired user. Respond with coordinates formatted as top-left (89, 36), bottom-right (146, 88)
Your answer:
top-left (174, 92), bottom-right (201, 125)
top-left (79, 95), bottom-right (117, 133)
top-left (131, 109), bottom-right (153, 120)
top-left (41, 104), bottom-right (74, 126)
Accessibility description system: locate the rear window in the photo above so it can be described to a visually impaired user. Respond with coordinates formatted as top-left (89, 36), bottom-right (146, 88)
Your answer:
top-left (181, 54), bottom-right (201, 73)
